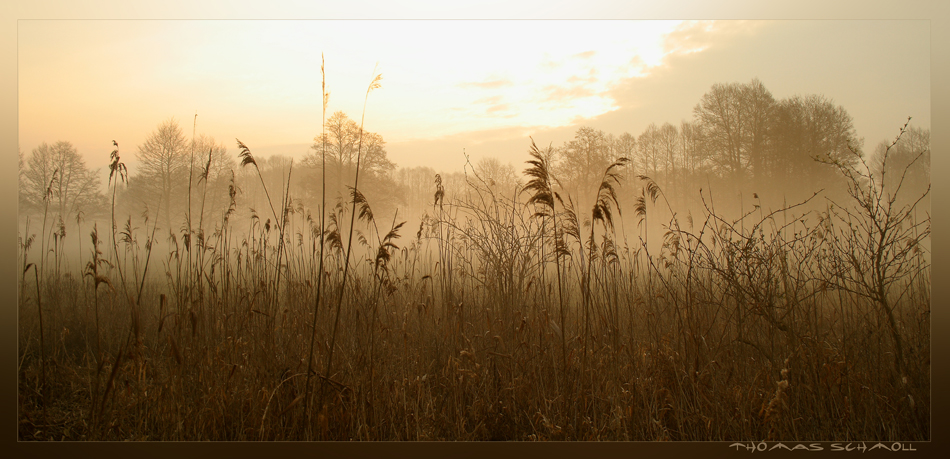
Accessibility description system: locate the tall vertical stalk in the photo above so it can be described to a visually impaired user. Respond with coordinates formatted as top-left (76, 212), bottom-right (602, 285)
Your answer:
top-left (324, 66), bottom-right (382, 389)
top-left (523, 139), bottom-right (568, 386)
top-left (305, 54), bottom-right (330, 424)
top-left (583, 157), bottom-right (627, 394)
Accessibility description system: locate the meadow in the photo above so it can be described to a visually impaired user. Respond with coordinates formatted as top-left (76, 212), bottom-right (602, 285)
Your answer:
top-left (17, 146), bottom-right (930, 441)
top-left (17, 72), bottom-right (930, 442)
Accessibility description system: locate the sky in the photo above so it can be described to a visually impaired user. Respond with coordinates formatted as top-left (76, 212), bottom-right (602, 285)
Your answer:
top-left (17, 19), bottom-right (930, 175)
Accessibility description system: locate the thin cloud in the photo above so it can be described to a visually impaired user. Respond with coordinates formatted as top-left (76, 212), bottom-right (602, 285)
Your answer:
top-left (662, 20), bottom-right (768, 58)
top-left (542, 83), bottom-right (596, 103)
top-left (486, 103), bottom-right (512, 114)
top-left (567, 73), bottom-right (598, 85)
top-left (572, 50), bottom-right (596, 59)
top-left (458, 78), bottom-right (514, 89)
top-left (474, 95), bottom-right (504, 105)
top-left (539, 54), bottom-right (561, 71)
top-left (470, 95), bottom-right (514, 116)
top-left (626, 55), bottom-right (648, 74)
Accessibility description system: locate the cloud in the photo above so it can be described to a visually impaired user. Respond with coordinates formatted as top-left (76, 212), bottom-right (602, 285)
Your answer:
top-left (567, 74), bottom-right (597, 85)
top-left (470, 95), bottom-right (514, 115)
top-left (474, 95), bottom-right (504, 105)
top-left (661, 20), bottom-right (768, 58)
top-left (539, 54), bottom-right (561, 71)
top-left (592, 20), bottom-right (928, 145)
top-left (572, 50), bottom-right (596, 59)
top-left (458, 78), bottom-right (514, 89)
top-left (542, 83), bottom-right (596, 104)
top-left (486, 103), bottom-right (512, 115)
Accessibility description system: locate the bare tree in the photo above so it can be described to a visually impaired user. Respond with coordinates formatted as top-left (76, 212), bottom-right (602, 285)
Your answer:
top-left (613, 132), bottom-right (637, 162)
top-left (769, 94), bottom-right (860, 200)
top-left (18, 147), bottom-right (30, 213)
top-left (189, 135), bottom-right (235, 231)
top-left (556, 126), bottom-right (613, 209)
top-left (679, 121), bottom-right (706, 183)
top-left (394, 166), bottom-right (438, 219)
top-left (320, 110), bottom-right (360, 173)
top-left (308, 111), bottom-right (393, 179)
top-left (305, 111), bottom-right (396, 213)
top-left (658, 122), bottom-right (679, 188)
top-left (637, 123), bottom-right (662, 180)
top-left (743, 78), bottom-right (775, 191)
top-left (23, 141), bottom-right (104, 219)
top-left (693, 78), bottom-right (774, 191)
top-left (870, 125), bottom-right (929, 203)
top-left (474, 156), bottom-right (521, 194)
top-left (131, 118), bottom-right (189, 232)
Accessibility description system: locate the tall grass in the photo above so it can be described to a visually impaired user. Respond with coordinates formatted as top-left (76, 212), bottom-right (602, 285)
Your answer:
top-left (17, 101), bottom-right (929, 440)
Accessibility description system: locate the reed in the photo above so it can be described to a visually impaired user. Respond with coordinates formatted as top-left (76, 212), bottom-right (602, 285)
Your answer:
top-left (16, 92), bottom-right (929, 442)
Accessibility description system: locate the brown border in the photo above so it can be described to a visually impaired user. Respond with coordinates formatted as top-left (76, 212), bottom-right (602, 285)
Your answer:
top-left (4, 1), bottom-right (947, 458)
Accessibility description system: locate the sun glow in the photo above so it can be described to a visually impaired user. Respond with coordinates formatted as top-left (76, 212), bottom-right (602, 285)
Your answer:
top-left (18, 20), bottom-right (685, 168)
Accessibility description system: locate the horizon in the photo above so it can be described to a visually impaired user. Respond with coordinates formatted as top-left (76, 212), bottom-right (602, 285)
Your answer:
top-left (18, 19), bottom-right (930, 179)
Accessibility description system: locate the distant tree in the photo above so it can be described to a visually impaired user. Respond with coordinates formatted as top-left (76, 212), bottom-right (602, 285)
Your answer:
top-left (742, 78), bottom-right (775, 191)
top-left (556, 127), bottom-right (613, 207)
top-left (612, 132), bottom-right (638, 191)
top-left (130, 118), bottom-right (189, 232)
top-left (613, 132), bottom-right (636, 160)
top-left (679, 120), bottom-right (707, 181)
top-left (18, 147), bottom-right (29, 213)
top-left (678, 120), bottom-right (712, 207)
top-left (359, 131), bottom-right (396, 178)
top-left (394, 165), bottom-right (438, 219)
top-left (22, 141), bottom-right (105, 220)
top-left (693, 78), bottom-right (774, 190)
top-left (440, 171), bottom-right (469, 202)
top-left (304, 111), bottom-right (396, 213)
top-left (870, 125), bottom-right (929, 204)
top-left (307, 112), bottom-right (394, 180)
top-left (769, 94), bottom-right (860, 200)
top-left (474, 156), bottom-right (521, 195)
top-left (321, 111), bottom-right (360, 175)
top-left (637, 123), bottom-right (662, 180)
top-left (658, 122), bottom-right (679, 188)
top-left (189, 135), bottom-right (235, 229)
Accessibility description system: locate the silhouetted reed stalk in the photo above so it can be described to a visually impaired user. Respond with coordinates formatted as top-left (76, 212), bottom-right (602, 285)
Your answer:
top-left (433, 174), bottom-right (447, 319)
top-left (24, 261), bottom-right (46, 412)
top-left (272, 161), bottom-right (294, 323)
top-left (39, 169), bottom-right (58, 280)
top-left (236, 139), bottom-right (292, 320)
top-left (323, 67), bottom-right (382, 408)
top-left (193, 146), bottom-right (214, 322)
top-left (16, 107), bottom-right (930, 441)
top-left (523, 139), bottom-right (569, 392)
top-left (353, 191), bottom-right (405, 427)
top-left (186, 114), bottom-right (197, 317)
top-left (31, 170), bottom-right (59, 408)
top-left (83, 224), bottom-right (112, 432)
top-left (582, 157), bottom-right (628, 388)
top-left (304, 55), bottom-right (331, 426)
top-left (107, 143), bottom-right (147, 354)
top-left (108, 143), bottom-right (130, 293)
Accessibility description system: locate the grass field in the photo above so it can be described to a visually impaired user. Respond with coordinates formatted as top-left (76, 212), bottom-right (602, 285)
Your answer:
top-left (17, 140), bottom-right (930, 441)
top-left (17, 67), bottom-right (930, 441)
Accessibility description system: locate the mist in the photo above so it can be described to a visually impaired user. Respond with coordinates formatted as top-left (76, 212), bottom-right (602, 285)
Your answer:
top-left (17, 19), bottom-right (931, 442)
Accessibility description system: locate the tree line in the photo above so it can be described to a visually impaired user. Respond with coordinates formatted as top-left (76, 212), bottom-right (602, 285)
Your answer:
top-left (18, 78), bottom-right (930, 244)
top-left (549, 78), bottom-right (928, 215)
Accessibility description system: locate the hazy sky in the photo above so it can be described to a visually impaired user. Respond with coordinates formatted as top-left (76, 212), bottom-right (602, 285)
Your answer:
top-left (18, 19), bottom-right (929, 174)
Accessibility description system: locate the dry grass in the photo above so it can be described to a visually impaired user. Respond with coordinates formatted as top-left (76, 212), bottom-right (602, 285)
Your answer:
top-left (17, 164), bottom-right (929, 441)
top-left (18, 102), bottom-right (929, 441)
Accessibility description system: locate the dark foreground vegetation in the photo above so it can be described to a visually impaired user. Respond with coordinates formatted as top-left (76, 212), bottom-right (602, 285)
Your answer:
top-left (18, 71), bottom-right (929, 441)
